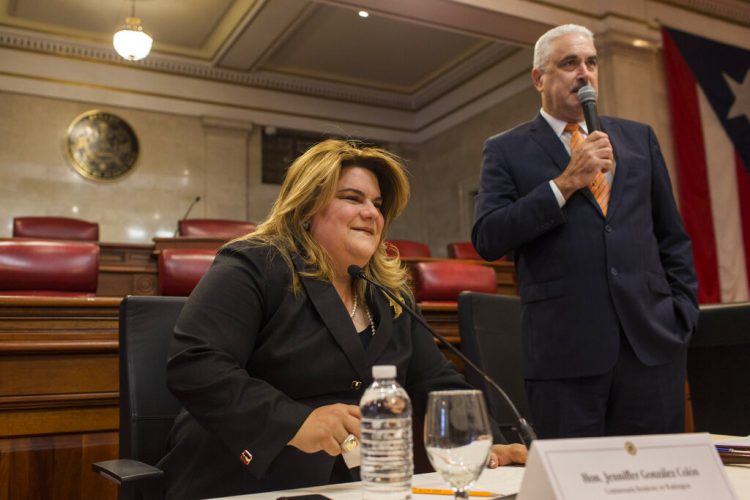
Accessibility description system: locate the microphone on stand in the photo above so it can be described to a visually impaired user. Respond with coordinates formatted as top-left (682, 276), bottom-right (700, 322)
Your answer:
top-left (577, 84), bottom-right (601, 132)
top-left (347, 264), bottom-right (537, 447)
top-left (174, 196), bottom-right (201, 237)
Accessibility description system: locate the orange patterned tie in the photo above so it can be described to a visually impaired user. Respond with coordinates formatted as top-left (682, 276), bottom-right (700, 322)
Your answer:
top-left (565, 122), bottom-right (610, 216)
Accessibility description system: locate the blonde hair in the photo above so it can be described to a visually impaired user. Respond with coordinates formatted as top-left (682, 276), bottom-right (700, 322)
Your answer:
top-left (232, 139), bottom-right (413, 315)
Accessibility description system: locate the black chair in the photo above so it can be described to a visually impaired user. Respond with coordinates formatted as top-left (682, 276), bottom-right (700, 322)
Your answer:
top-left (688, 301), bottom-right (750, 436)
top-left (92, 296), bottom-right (186, 500)
top-left (457, 291), bottom-right (531, 443)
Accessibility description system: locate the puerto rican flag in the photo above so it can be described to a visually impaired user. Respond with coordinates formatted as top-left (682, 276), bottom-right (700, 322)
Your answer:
top-left (662, 27), bottom-right (750, 304)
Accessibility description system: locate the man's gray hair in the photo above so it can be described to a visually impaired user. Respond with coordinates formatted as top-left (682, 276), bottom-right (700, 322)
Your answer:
top-left (533, 24), bottom-right (594, 72)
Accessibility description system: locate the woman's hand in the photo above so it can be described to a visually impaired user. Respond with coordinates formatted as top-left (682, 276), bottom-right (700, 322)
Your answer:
top-left (288, 403), bottom-right (361, 456)
top-left (487, 443), bottom-right (528, 468)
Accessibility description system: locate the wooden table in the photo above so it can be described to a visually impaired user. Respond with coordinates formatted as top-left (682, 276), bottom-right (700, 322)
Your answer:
top-left (98, 241), bottom-right (519, 298)
top-left (98, 238), bottom-right (230, 296)
top-left (401, 256), bottom-right (517, 296)
top-left (98, 238), bottom-right (229, 296)
top-left (98, 241), bottom-right (158, 296)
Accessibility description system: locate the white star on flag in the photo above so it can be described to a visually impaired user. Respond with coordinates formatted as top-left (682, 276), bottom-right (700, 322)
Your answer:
top-left (724, 69), bottom-right (750, 121)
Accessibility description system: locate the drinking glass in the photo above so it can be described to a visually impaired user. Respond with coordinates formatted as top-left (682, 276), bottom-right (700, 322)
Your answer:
top-left (424, 390), bottom-right (493, 500)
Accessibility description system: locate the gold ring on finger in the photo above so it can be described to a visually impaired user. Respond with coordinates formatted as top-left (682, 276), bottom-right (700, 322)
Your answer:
top-left (340, 433), bottom-right (359, 453)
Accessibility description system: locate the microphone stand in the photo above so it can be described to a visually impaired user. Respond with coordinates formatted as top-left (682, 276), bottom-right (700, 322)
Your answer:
top-left (174, 196), bottom-right (201, 237)
top-left (347, 265), bottom-right (537, 447)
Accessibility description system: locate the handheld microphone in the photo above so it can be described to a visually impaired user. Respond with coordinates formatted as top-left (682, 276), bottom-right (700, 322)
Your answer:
top-left (174, 196), bottom-right (201, 237)
top-left (577, 84), bottom-right (601, 133)
top-left (347, 264), bottom-right (537, 446)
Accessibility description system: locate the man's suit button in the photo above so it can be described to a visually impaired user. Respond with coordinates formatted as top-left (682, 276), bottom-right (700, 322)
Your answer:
top-left (605, 225), bottom-right (613, 233)
top-left (610, 267), bottom-right (618, 276)
top-left (351, 380), bottom-right (363, 390)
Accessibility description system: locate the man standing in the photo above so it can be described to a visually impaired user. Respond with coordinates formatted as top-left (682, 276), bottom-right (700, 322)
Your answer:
top-left (472, 24), bottom-right (698, 438)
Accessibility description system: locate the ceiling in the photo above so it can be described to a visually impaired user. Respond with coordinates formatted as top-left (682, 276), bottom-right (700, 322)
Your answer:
top-left (0, 0), bottom-right (545, 113)
top-left (1, 0), bottom-right (749, 142)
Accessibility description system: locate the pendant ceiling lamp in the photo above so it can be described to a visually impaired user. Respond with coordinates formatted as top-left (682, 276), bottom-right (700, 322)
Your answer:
top-left (113, 0), bottom-right (153, 61)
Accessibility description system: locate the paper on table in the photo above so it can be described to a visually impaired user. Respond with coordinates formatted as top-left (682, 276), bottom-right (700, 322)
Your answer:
top-left (411, 467), bottom-right (525, 498)
top-left (715, 436), bottom-right (750, 448)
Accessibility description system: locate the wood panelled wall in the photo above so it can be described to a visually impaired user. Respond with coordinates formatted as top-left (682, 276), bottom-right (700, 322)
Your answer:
top-left (0, 297), bottom-right (121, 500)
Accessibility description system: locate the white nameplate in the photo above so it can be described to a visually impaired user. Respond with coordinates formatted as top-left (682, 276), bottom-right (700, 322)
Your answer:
top-left (517, 433), bottom-right (737, 499)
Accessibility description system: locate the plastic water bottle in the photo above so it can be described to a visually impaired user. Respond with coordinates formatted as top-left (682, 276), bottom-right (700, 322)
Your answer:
top-left (360, 365), bottom-right (413, 500)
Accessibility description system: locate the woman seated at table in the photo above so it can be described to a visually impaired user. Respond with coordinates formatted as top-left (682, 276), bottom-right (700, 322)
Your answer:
top-left (158, 139), bottom-right (527, 499)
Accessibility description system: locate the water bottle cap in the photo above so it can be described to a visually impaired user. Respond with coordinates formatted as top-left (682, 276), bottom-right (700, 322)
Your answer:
top-left (372, 365), bottom-right (396, 379)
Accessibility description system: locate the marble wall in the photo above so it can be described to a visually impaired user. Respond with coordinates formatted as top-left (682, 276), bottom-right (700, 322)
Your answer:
top-left (413, 85), bottom-right (539, 257)
top-left (0, 91), bottom-right (439, 245)
top-left (597, 36), bottom-right (678, 192)
top-left (0, 91), bottom-right (267, 243)
top-left (0, 37), bottom-right (676, 251)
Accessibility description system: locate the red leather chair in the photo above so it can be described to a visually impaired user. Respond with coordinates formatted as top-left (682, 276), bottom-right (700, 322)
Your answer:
top-left (13, 216), bottom-right (99, 241)
top-left (447, 242), bottom-right (482, 260)
top-left (158, 248), bottom-right (217, 296)
top-left (386, 239), bottom-right (432, 258)
top-left (0, 240), bottom-right (99, 297)
top-left (448, 241), bottom-right (509, 262)
top-left (177, 219), bottom-right (256, 239)
top-left (411, 261), bottom-right (496, 305)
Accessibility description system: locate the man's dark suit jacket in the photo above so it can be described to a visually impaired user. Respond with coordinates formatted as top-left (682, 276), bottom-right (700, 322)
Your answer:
top-left (472, 114), bottom-right (699, 380)
top-left (158, 243), bottom-right (471, 499)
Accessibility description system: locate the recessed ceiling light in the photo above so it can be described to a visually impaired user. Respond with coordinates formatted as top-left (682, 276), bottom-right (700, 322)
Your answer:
top-left (632, 39), bottom-right (650, 48)
top-left (358, 10), bottom-right (369, 18)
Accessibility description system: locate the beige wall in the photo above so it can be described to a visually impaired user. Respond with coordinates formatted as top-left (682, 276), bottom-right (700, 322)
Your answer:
top-left (597, 38), bottom-right (677, 192)
top-left (0, 89), bottom-right (442, 245)
top-left (0, 39), bottom-right (681, 250)
top-left (0, 91), bottom-right (270, 243)
top-left (415, 86), bottom-right (539, 257)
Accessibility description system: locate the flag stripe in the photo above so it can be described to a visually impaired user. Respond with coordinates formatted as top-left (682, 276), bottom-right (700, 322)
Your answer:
top-left (699, 88), bottom-right (750, 302)
top-left (736, 152), bottom-right (750, 295)
top-left (662, 28), bottom-right (721, 303)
